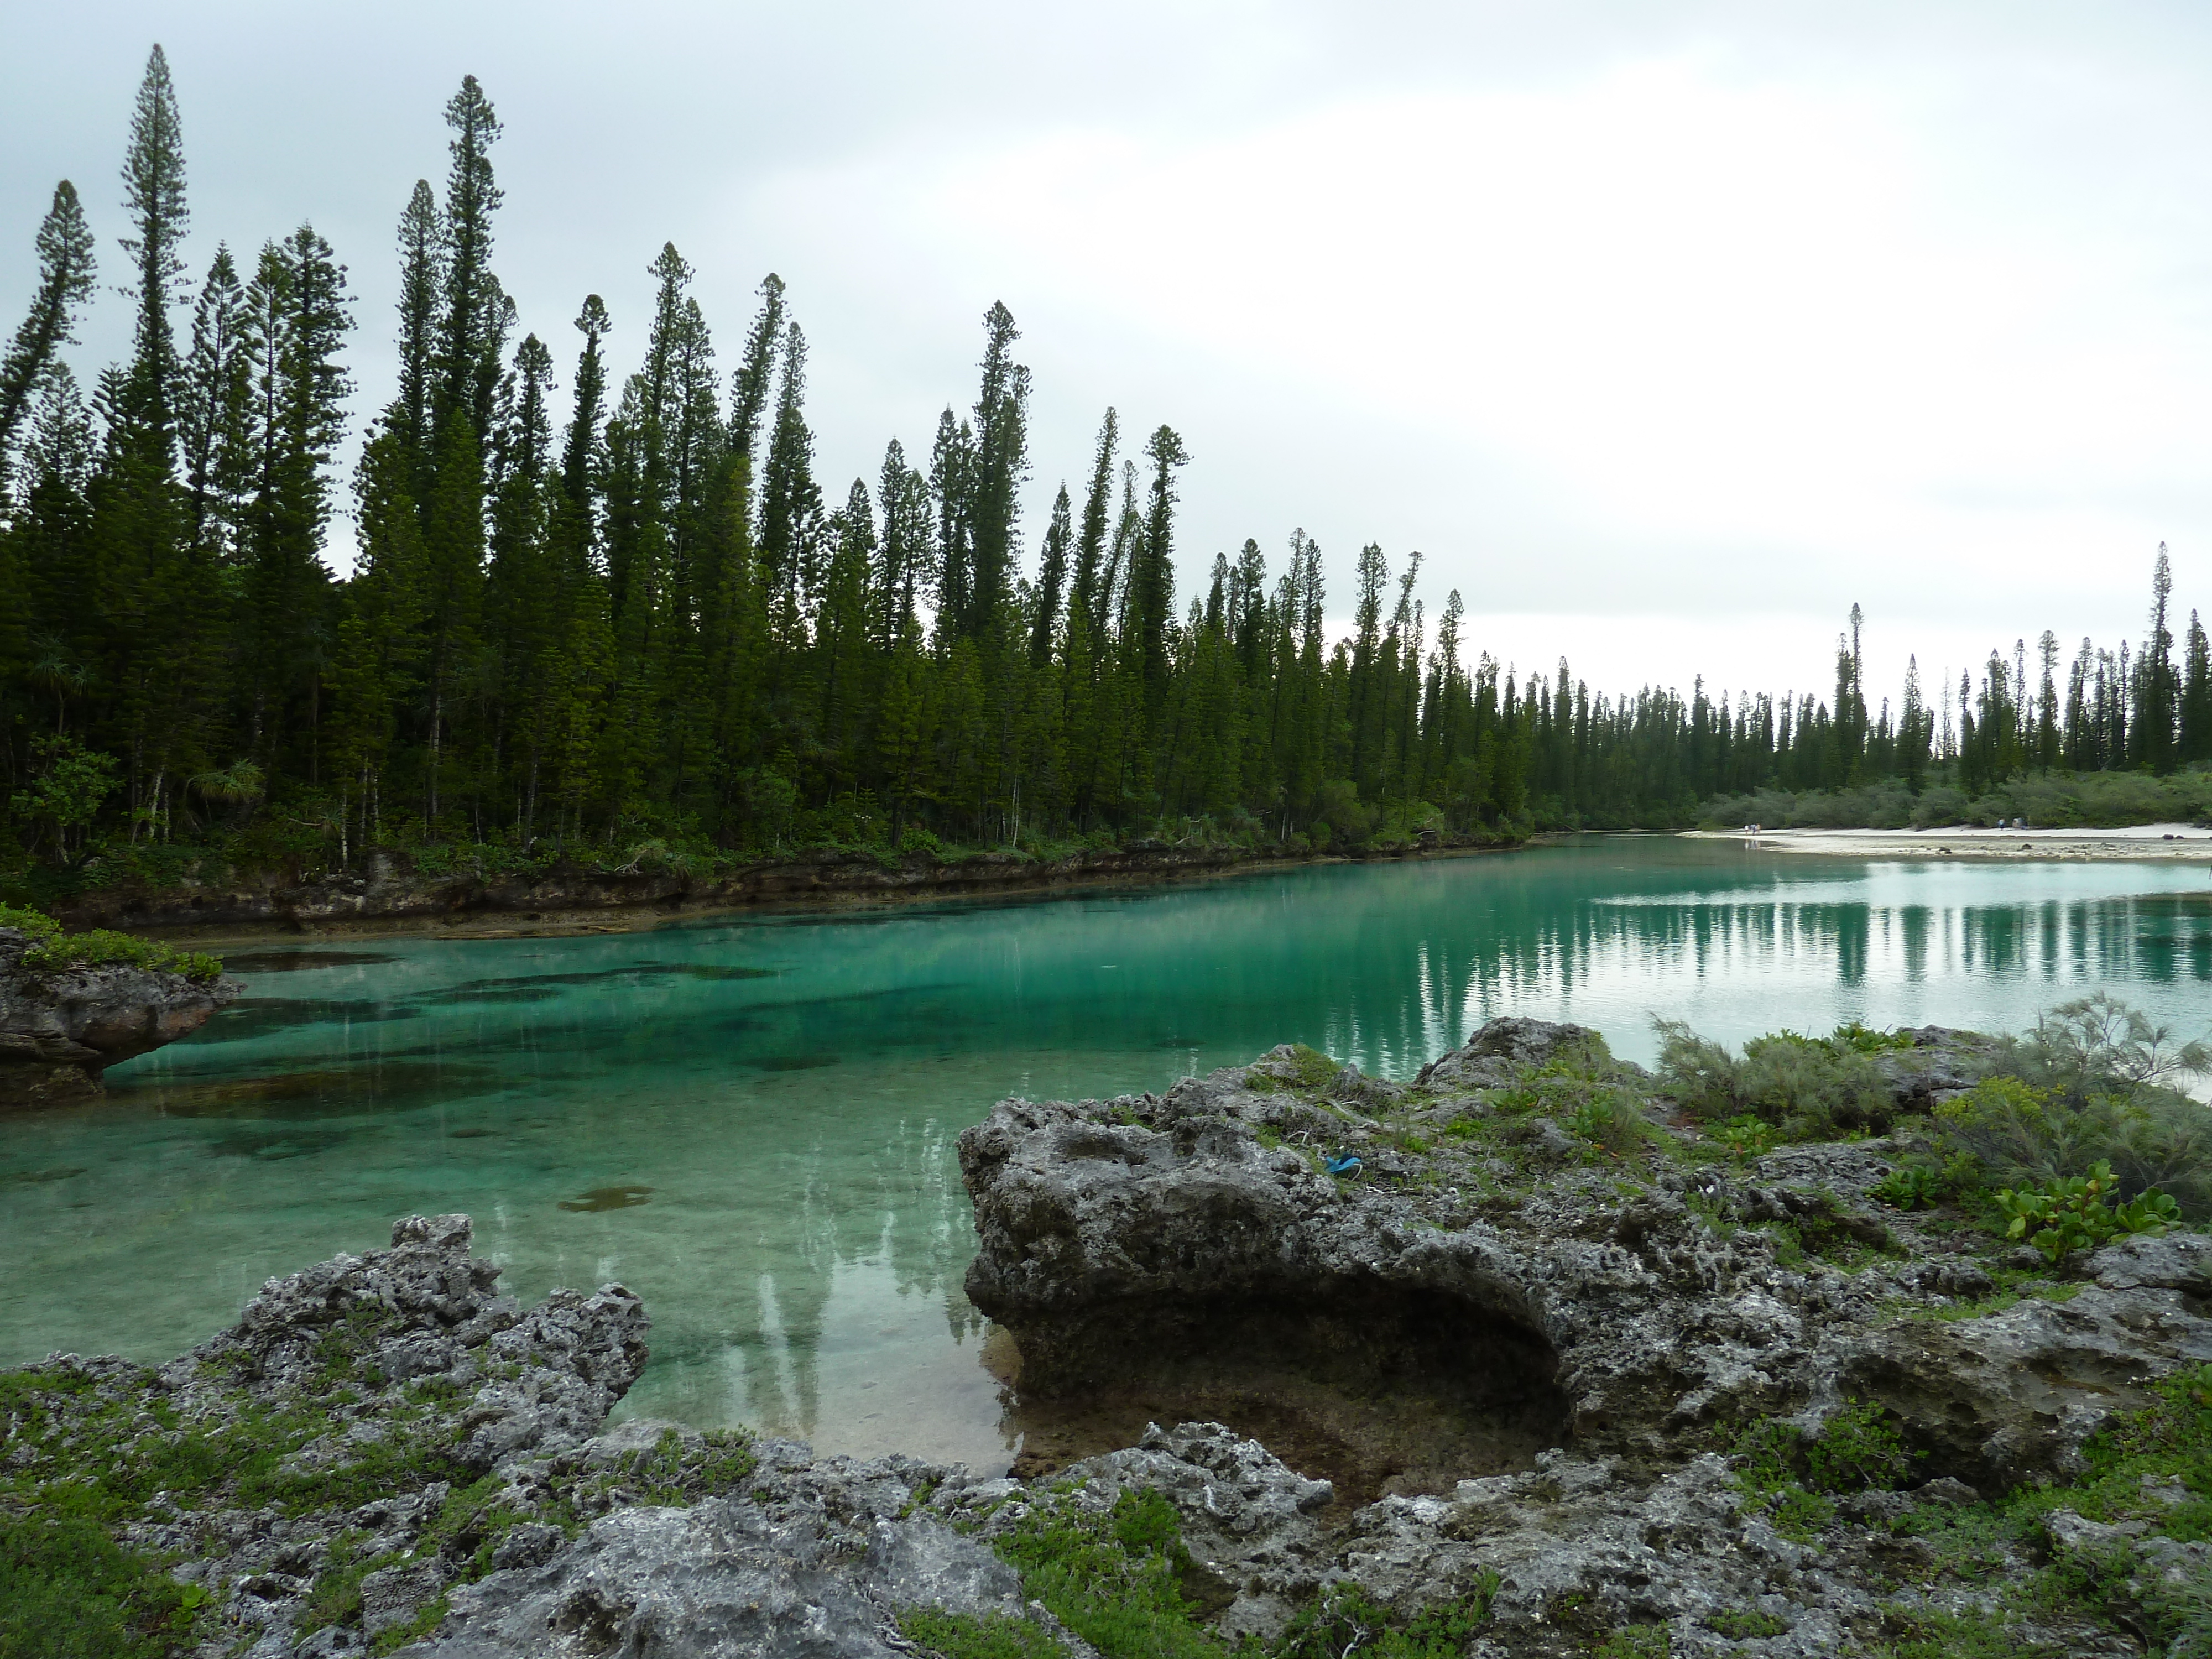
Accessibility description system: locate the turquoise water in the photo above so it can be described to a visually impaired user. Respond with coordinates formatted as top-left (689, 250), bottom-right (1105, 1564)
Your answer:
top-left (3, 837), bottom-right (2209, 1472)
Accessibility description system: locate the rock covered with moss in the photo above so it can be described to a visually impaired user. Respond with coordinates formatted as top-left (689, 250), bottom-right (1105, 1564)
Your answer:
top-left (0, 919), bottom-right (241, 1107)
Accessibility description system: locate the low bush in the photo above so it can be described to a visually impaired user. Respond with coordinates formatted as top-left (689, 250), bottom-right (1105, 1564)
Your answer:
top-left (989, 1491), bottom-right (1225, 1659)
top-left (2004, 992), bottom-right (2211, 1103)
top-left (1871, 1159), bottom-right (1970, 1211)
top-left (1563, 1089), bottom-right (1655, 1156)
top-left (1, 904), bottom-right (224, 984)
top-left (1276, 1578), bottom-right (1500, 1659)
top-left (19, 927), bottom-right (223, 985)
top-left (1483, 1037), bottom-right (1657, 1161)
top-left (1720, 1399), bottom-right (1919, 1547)
top-left (1715, 1115), bottom-right (1777, 1159)
top-left (0, 902), bottom-right (60, 941)
top-left (1936, 996), bottom-right (2212, 1217)
top-left (1992, 1161), bottom-right (2179, 1263)
top-left (1803, 1399), bottom-right (1921, 1494)
top-left (1653, 1020), bottom-right (1897, 1139)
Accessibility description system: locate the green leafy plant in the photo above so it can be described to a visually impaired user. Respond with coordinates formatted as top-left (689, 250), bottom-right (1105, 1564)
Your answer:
top-left (1716, 1115), bottom-right (1776, 1159)
top-left (1719, 1417), bottom-right (1834, 1542)
top-left (1830, 1021), bottom-right (1919, 1055)
top-left (1275, 1574), bottom-right (1500, 1659)
top-left (1994, 1160), bottom-right (2177, 1263)
top-left (1803, 1399), bottom-right (1920, 1493)
top-left (1872, 1161), bottom-right (1947, 1211)
top-left (1940, 1001), bottom-right (2212, 1217)
top-left (0, 903), bottom-right (61, 941)
top-left (1564, 1089), bottom-right (1651, 1156)
top-left (1652, 1019), bottom-right (1899, 1140)
top-left (18, 926), bottom-right (223, 985)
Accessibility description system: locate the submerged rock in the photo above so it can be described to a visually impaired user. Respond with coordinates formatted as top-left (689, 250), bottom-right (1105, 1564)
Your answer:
top-left (0, 924), bottom-right (242, 1106)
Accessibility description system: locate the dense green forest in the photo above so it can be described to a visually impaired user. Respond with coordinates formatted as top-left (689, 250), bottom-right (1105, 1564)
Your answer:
top-left (3, 52), bottom-right (2210, 893)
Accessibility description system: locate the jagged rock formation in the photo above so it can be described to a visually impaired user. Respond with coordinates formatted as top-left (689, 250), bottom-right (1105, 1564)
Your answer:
top-left (961, 1021), bottom-right (2212, 1497)
top-left (952, 1019), bottom-right (2212, 1651)
top-left (422, 1438), bottom-right (1036, 1658)
top-left (0, 925), bottom-right (241, 1105)
top-left (1, 1213), bottom-right (1107, 1659)
top-left (7, 1214), bottom-right (650, 1657)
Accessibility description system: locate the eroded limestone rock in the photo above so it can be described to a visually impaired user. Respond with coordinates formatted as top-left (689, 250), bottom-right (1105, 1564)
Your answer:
top-left (959, 1018), bottom-right (2212, 1501)
top-left (0, 924), bottom-right (242, 1105)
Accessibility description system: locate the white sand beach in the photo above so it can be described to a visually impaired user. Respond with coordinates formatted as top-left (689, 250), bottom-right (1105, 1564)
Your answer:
top-left (1683, 823), bottom-right (2212, 862)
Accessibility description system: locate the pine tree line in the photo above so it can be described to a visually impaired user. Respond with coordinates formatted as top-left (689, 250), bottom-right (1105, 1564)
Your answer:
top-left (3, 53), bottom-right (2210, 880)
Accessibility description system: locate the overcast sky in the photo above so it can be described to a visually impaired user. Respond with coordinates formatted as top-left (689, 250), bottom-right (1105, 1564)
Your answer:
top-left (6, 2), bottom-right (2210, 713)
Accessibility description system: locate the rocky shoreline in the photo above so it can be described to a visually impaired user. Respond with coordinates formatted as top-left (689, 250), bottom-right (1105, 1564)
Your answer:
top-left (9, 1019), bottom-right (2212, 1656)
top-left (0, 924), bottom-right (241, 1107)
top-left (43, 836), bottom-right (1509, 942)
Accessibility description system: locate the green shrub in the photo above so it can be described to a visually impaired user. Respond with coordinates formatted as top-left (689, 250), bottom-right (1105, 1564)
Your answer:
top-left (1804, 1399), bottom-right (1920, 1493)
top-left (1993, 1160), bottom-right (2179, 1263)
top-left (18, 926), bottom-right (224, 984)
top-left (1940, 1058), bottom-right (2212, 1219)
top-left (1830, 1020), bottom-right (1918, 1055)
top-left (1564, 1089), bottom-right (1653, 1156)
top-left (1275, 1575), bottom-right (1500, 1659)
top-left (2008, 993), bottom-right (2211, 1103)
top-left (1720, 1417), bottom-right (1834, 1542)
top-left (1720, 1402), bottom-right (1915, 1538)
top-left (1872, 1161), bottom-right (1956, 1211)
top-left (1653, 1020), bottom-right (1898, 1139)
top-left (0, 902), bottom-right (61, 942)
top-left (1716, 1115), bottom-right (1777, 1160)
top-left (1876, 1149), bottom-right (1984, 1213)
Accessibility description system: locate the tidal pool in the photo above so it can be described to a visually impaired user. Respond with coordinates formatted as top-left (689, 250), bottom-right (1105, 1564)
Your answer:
top-left (3, 837), bottom-right (2208, 1473)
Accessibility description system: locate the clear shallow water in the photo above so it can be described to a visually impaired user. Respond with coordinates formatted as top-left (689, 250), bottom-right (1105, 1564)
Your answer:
top-left (3, 837), bottom-right (2209, 1473)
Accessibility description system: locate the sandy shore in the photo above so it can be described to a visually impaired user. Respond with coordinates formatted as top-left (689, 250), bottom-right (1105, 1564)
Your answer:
top-left (1683, 822), bottom-right (2212, 862)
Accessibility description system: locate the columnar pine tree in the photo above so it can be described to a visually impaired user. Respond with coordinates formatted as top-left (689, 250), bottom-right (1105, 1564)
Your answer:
top-left (0, 184), bottom-right (97, 476)
top-left (113, 45), bottom-right (190, 460)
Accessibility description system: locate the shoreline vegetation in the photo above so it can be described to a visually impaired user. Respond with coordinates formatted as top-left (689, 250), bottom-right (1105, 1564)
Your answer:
top-left (4, 51), bottom-right (2212, 930)
top-left (32, 830), bottom-right (1516, 944)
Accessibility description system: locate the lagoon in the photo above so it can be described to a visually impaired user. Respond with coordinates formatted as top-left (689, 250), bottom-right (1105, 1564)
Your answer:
top-left (3, 836), bottom-right (2209, 1472)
